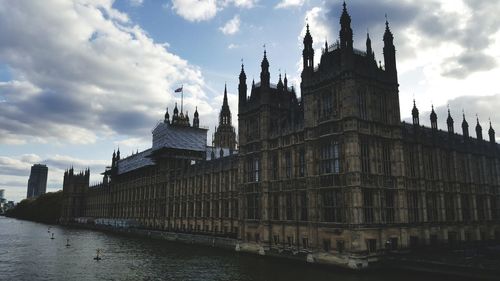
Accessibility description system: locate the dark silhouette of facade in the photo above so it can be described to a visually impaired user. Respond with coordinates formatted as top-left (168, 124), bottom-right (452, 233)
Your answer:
top-left (61, 2), bottom-right (500, 268)
top-left (26, 164), bottom-right (48, 198)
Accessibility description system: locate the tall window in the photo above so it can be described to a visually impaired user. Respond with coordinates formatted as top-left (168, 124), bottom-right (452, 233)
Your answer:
top-left (320, 140), bottom-right (340, 174)
top-left (358, 89), bottom-right (368, 120)
top-left (363, 189), bottom-right (374, 223)
top-left (246, 193), bottom-right (260, 219)
top-left (246, 157), bottom-right (260, 182)
top-left (285, 151), bottom-right (292, 179)
top-left (444, 193), bottom-right (455, 221)
top-left (461, 194), bottom-right (471, 222)
top-left (254, 158), bottom-right (260, 182)
top-left (361, 139), bottom-right (370, 174)
top-left (298, 148), bottom-right (306, 177)
top-left (285, 192), bottom-right (294, 220)
top-left (272, 193), bottom-right (280, 220)
top-left (407, 191), bottom-right (419, 223)
top-left (322, 189), bottom-right (344, 222)
top-left (300, 191), bottom-right (308, 221)
top-left (381, 189), bottom-right (395, 223)
top-left (426, 192), bottom-right (438, 222)
top-left (477, 195), bottom-right (486, 221)
top-left (321, 92), bottom-right (333, 117)
top-left (271, 153), bottom-right (279, 180)
top-left (382, 142), bottom-right (391, 176)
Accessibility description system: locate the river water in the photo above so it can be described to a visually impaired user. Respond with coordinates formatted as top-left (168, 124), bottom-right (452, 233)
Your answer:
top-left (0, 217), bottom-right (477, 281)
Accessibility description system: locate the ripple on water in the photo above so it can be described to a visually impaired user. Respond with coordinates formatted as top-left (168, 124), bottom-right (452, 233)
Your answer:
top-left (0, 217), bottom-right (483, 281)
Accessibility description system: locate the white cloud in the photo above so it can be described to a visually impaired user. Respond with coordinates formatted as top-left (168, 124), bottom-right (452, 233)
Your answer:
top-left (219, 15), bottom-right (241, 35)
top-left (275, 0), bottom-right (304, 9)
top-left (228, 43), bottom-right (240, 49)
top-left (129, 0), bottom-right (144, 6)
top-left (171, 0), bottom-right (257, 22)
top-left (171, 0), bottom-right (218, 22)
top-left (0, 0), bottom-right (213, 145)
top-left (230, 0), bottom-right (258, 9)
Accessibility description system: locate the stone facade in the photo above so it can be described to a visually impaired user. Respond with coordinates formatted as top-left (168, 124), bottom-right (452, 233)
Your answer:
top-left (62, 3), bottom-right (500, 264)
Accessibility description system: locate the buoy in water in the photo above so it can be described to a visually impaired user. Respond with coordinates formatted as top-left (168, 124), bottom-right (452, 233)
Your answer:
top-left (66, 239), bottom-right (70, 247)
top-left (94, 249), bottom-right (102, 261)
top-left (50, 233), bottom-right (55, 240)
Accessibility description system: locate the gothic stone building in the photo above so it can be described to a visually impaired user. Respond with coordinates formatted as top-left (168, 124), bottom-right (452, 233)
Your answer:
top-left (62, 3), bottom-right (500, 267)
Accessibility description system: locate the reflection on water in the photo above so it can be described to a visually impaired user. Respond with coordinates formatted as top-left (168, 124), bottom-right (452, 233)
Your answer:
top-left (0, 217), bottom-right (473, 281)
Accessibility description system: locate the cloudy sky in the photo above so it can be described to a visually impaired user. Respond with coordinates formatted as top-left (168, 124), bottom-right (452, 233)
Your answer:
top-left (1, 0), bottom-right (499, 202)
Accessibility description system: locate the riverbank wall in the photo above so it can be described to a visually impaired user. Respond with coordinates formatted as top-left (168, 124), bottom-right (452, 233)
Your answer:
top-left (62, 221), bottom-right (500, 279)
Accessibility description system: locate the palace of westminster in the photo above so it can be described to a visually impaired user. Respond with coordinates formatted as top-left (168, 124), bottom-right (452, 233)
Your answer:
top-left (61, 3), bottom-right (500, 264)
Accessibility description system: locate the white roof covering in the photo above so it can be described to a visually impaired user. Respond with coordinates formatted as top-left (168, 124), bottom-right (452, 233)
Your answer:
top-left (117, 149), bottom-right (154, 175)
top-left (152, 122), bottom-right (207, 152)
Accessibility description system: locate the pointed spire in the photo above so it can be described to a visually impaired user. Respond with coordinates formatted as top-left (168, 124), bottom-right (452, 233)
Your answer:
top-left (173, 102), bottom-right (179, 115)
top-left (283, 72), bottom-right (288, 90)
top-left (412, 99), bottom-right (419, 126)
top-left (164, 107), bottom-right (170, 124)
top-left (476, 115), bottom-right (483, 140)
top-left (277, 71), bottom-right (283, 91)
top-left (447, 106), bottom-right (454, 134)
top-left (223, 83), bottom-right (228, 106)
top-left (239, 60), bottom-right (247, 106)
top-left (489, 118), bottom-right (495, 143)
top-left (339, 0), bottom-right (353, 50)
top-left (430, 105), bottom-right (437, 130)
top-left (260, 47), bottom-right (270, 87)
top-left (462, 110), bottom-right (469, 138)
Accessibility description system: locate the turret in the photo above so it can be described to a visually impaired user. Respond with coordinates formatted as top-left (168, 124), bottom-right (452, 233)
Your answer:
top-left (220, 84), bottom-right (232, 126)
top-left (412, 100), bottom-right (419, 126)
top-left (476, 116), bottom-right (483, 141)
top-left (489, 120), bottom-right (495, 143)
top-left (164, 107), bottom-right (170, 124)
top-left (447, 108), bottom-right (454, 134)
top-left (366, 32), bottom-right (375, 64)
top-left (277, 73), bottom-right (283, 91)
top-left (301, 24), bottom-right (314, 78)
top-left (383, 17), bottom-right (397, 82)
top-left (430, 105), bottom-right (437, 130)
top-left (238, 63), bottom-right (247, 106)
top-left (462, 112), bottom-right (469, 139)
top-left (339, 1), bottom-right (353, 51)
top-left (193, 107), bottom-right (199, 128)
top-left (116, 148), bottom-right (120, 161)
top-left (260, 50), bottom-right (270, 87)
top-left (283, 72), bottom-right (288, 90)
top-left (173, 103), bottom-right (179, 121)
top-left (112, 150), bottom-right (116, 168)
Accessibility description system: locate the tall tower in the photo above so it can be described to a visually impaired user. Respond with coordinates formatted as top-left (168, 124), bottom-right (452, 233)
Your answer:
top-left (339, 1), bottom-right (353, 51)
top-left (260, 50), bottom-right (270, 88)
top-left (301, 24), bottom-right (314, 79)
top-left (26, 164), bottom-right (48, 199)
top-left (214, 84), bottom-right (237, 150)
top-left (239, 63), bottom-right (247, 107)
top-left (383, 18), bottom-right (397, 82)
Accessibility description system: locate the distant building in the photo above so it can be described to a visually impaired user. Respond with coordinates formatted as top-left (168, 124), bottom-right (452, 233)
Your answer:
top-left (27, 164), bottom-right (48, 198)
top-left (0, 189), bottom-right (4, 200)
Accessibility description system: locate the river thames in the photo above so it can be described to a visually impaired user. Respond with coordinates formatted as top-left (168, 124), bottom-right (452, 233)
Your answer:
top-left (0, 217), bottom-right (482, 281)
